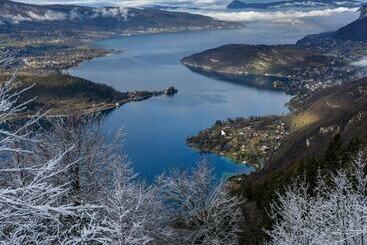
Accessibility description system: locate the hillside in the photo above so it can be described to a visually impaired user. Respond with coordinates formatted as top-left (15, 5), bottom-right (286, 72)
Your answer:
top-left (0, 0), bottom-right (232, 38)
top-left (182, 44), bottom-right (331, 77)
top-left (0, 0), bottom-right (197, 116)
top-left (182, 7), bottom-right (367, 95)
top-left (185, 7), bottom-right (367, 173)
top-left (263, 78), bottom-right (367, 174)
top-left (298, 5), bottom-right (367, 45)
top-left (181, 44), bottom-right (344, 93)
top-left (0, 73), bottom-right (166, 117)
top-left (228, 77), bottom-right (367, 244)
top-left (189, 76), bottom-right (367, 179)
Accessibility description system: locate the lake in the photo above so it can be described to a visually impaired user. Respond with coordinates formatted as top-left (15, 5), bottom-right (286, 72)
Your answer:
top-left (69, 12), bottom-right (358, 182)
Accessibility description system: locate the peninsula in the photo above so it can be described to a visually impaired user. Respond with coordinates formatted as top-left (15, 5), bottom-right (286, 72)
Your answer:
top-left (0, 0), bottom-right (229, 116)
top-left (185, 6), bottom-right (367, 169)
top-left (0, 72), bottom-right (178, 119)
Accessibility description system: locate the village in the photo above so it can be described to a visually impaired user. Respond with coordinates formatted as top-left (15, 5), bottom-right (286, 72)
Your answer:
top-left (0, 43), bottom-right (114, 71)
top-left (279, 41), bottom-right (367, 111)
top-left (187, 116), bottom-right (289, 169)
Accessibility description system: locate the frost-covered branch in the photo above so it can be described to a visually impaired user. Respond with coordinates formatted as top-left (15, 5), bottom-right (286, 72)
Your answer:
top-left (267, 150), bottom-right (367, 245)
top-left (0, 73), bottom-right (83, 244)
top-left (157, 162), bottom-right (244, 244)
top-left (0, 70), bottom-right (246, 244)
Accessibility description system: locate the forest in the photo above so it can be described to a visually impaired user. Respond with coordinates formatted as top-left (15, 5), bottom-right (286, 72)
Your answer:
top-left (1, 73), bottom-right (367, 244)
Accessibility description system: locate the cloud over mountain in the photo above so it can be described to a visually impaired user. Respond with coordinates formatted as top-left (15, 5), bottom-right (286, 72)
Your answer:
top-left (9, 0), bottom-right (363, 24)
top-left (196, 7), bottom-right (359, 22)
top-left (0, 1), bottom-right (130, 24)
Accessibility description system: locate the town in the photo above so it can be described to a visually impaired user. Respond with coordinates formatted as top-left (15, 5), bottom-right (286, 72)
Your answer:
top-left (286, 41), bottom-right (367, 110)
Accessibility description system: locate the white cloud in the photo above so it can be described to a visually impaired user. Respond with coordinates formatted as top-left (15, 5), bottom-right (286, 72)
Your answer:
top-left (27, 10), bottom-right (67, 21)
top-left (351, 58), bottom-right (367, 67)
top-left (2, 14), bottom-right (31, 23)
top-left (92, 7), bottom-right (129, 19)
top-left (0, 6), bottom-right (130, 23)
top-left (7, 0), bottom-right (362, 24)
top-left (69, 8), bottom-right (83, 20)
top-left (1, 10), bottom-right (69, 23)
top-left (192, 7), bottom-right (359, 22)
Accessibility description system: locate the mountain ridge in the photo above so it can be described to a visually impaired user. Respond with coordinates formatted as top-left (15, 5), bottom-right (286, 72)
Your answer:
top-left (183, 5), bottom-right (367, 183)
top-left (0, 0), bottom-right (233, 36)
top-left (298, 5), bottom-right (367, 45)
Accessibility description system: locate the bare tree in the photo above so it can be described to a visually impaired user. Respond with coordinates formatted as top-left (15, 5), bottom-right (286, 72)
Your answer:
top-left (0, 75), bottom-right (113, 244)
top-left (267, 151), bottom-right (367, 245)
top-left (27, 114), bottom-right (127, 204)
top-left (0, 75), bottom-right (79, 244)
top-left (157, 162), bottom-right (244, 245)
top-left (0, 73), bottom-right (40, 153)
top-left (103, 163), bottom-right (171, 245)
top-left (0, 73), bottom-right (246, 244)
top-left (27, 114), bottom-right (172, 244)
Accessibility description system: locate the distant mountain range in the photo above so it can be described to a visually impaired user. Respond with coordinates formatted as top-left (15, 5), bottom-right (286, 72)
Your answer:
top-left (0, 0), bottom-right (230, 35)
top-left (184, 4), bottom-right (367, 195)
top-left (298, 5), bottom-right (367, 45)
top-left (227, 0), bottom-right (362, 10)
top-left (184, 4), bottom-right (367, 77)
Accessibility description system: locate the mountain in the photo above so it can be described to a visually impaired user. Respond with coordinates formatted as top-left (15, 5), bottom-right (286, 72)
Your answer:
top-left (181, 5), bottom-right (367, 93)
top-left (298, 5), bottom-right (367, 45)
top-left (0, 0), bottom-right (231, 35)
top-left (361, 4), bottom-right (367, 18)
top-left (227, 0), bottom-right (362, 10)
top-left (255, 76), bottom-right (367, 180)
top-left (182, 44), bottom-right (331, 77)
top-left (181, 44), bottom-right (335, 93)
top-left (187, 75), bottom-right (367, 184)
top-left (183, 6), bottom-right (367, 177)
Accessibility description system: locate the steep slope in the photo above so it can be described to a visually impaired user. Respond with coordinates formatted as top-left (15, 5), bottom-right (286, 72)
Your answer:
top-left (251, 77), bottom-right (367, 181)
top-left (232, 78), bottom-right (367, 245)
top-left (298, 5), bottom-right (367, 45)
top-left (184, 7), bottom-right (367, 176)
top-left (188, 77), bottom-right (367, 179)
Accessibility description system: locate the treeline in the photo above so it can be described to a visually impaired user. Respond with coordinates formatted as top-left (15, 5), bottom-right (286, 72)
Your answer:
top-left (237, 134), bottom-right (365, 244)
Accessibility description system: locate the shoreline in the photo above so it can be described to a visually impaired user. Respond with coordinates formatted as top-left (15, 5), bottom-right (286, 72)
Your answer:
top-left (182, 65), bottom-right (291, 93)
top-left (65, 24), bottom-right (245, 73)
top-left (187, 115), bottom-right (289, 170)
top-left (9, 87), bottom-right (177, 121)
